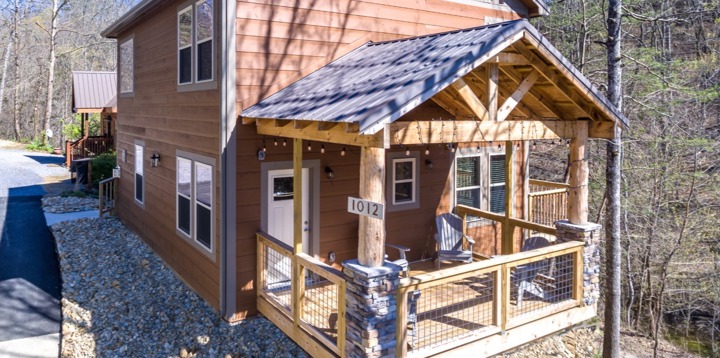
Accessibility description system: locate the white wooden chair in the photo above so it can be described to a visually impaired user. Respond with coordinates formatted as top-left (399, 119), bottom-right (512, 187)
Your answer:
top-left (434, 213), bottom-right (475, 270)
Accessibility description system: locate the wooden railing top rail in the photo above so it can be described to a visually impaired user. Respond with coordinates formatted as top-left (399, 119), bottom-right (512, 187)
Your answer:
top-left (296, 253), bottom-right (345, 286)
top-left (529, 179), bottom-right (570, 189)
top-left (399, 240), bottom-right (583, 289)
top-left (256, 231), bottom-right (292, 257)
top-left (528, 188), bottom-right (568, 196)
top-left (454, 204), bottom-right (556, 235)
top-left (99, 177), bottom-right (116, 185)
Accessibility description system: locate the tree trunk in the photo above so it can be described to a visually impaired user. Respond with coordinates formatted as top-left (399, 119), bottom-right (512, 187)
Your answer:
top-left (42, 0), bottom-right (63, 146)
top-left (11, 0), bottom-right (21, 140)
top-left (603, 0), bottom-right (623, 356)
top-left (0, 36), bottom-right (12, 125)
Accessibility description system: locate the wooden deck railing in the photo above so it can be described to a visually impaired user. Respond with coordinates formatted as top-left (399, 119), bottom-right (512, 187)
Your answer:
top-left (528, 179), bottom-right (569, 227)
top-left (98, 177), bottom-right (118, 218)
top-left (454, 204), bottom-right (557, 239)
top-left (396, 241), bottom-right (584, 357)
top-left (257, 232), bottom-right (346, 357)
top-left (65, 136), bottom-right (113, 168)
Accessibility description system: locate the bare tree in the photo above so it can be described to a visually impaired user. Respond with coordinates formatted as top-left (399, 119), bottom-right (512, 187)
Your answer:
top-left (603, 0), bottom-right (622, 356)
top-left (40, 0), bottom-right (68, 145)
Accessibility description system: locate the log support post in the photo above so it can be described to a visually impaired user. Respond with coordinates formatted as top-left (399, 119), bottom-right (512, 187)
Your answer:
top-left (343, 146), bottom-right (403, 357)
top-left (358, 146), bottom-right (386, 267)
top-left (568, 121), bottom-right (589, 225)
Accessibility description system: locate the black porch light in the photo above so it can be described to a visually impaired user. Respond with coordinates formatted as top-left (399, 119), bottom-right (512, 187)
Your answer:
top-left (150, 150), bottom-right (161, 167)
top-left (325, 166), bottom-right (335, 179)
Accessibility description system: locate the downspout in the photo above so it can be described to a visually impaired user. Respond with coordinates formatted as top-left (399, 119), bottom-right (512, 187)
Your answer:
top-left (219, 0), bottom-right (237, 320)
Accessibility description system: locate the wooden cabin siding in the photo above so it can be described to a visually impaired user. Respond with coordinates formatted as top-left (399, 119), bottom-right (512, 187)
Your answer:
top-left (233, 0), bottom-right (530, 317)
top-left (114, 0), bottom-right (222, 310)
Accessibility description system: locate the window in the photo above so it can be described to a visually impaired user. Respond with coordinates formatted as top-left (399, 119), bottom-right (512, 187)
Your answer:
top-left (392, 158), bottom-right (416, 205)
top-left (120, 38), bottom-right (134, 94)
top-left (134, 143), bottom-right (144, 205)
top-left (176, 152), bottom-right (214, 253)
top-left (489, 154), bottom-right (506, 214)
top-left (386, 151), bottom-right (420, 211)
top-left (454, 148), bottom-right (507, 220)
top-left (178, 0), bottom-right (214, 87)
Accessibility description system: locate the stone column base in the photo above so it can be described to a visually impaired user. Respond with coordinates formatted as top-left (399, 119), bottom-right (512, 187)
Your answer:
top-left (342, 260), bottom-right (403, 358)
top-left (555, 220), bottom-right (602, 306)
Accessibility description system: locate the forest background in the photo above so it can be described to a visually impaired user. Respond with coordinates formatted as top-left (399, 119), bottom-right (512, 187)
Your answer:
top-left (0, 0), bottom-right (717, 356)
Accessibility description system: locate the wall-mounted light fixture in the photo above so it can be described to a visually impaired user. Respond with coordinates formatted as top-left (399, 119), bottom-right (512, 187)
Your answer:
top-left (425, 158), bottom-right (434, 170)
top-left (325, 166), bottom-right (335, 179)
top-left (150, 150), bottom-right (161, 167)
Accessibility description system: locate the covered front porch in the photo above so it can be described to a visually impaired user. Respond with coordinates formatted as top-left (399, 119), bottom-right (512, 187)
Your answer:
top-left (241, 20), bottom-right (625, 358)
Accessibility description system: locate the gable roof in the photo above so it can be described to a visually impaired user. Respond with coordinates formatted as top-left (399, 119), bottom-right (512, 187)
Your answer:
top-left (72, 71), bottom-right (117, 113)
top-left (101, 0), bottom-right (548, 39)
top-left (241, 20), bottom-right (628, 134)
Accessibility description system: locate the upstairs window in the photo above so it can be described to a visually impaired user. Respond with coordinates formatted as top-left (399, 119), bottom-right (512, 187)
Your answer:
top-left (489, 154), bottom-right (506, 214)
top-left (178, 0), bottom-right (214, 87)
top-left (454, 147), bottom-right (507, 221)
top-left (119, 37), bottom-right (134, 94)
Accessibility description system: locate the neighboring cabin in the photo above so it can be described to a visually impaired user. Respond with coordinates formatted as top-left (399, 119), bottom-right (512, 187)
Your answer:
top-left (101, 1), bottom-right (625, 357)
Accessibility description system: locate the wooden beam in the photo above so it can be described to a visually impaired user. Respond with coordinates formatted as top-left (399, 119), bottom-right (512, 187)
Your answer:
top-left (294, 120), bottom-right (312, 129)
top-left (513, 41), bottom-right (606, 121)
top-left (256, 119), bottom-right (385, 147)
top-left (499, 66), bottom-right (566, 119)
top-left (486, 53), bottom-right (529, 65)
top-left (497, 70), bottom-right (540, 121)
top-left (275, 119), bottom-right (291, 127)
top-left (467, 71), bottom-right (536, 119)
top-left (317, 122), bottom-right (337, 131)
top-left (568, 121), bottom-right (588, 224)
top-left (451, 78), bottom-right (490, 120)
top-left (486, 64), bottom-right (499, 121)
top-left (390, 120), bottom-right (573, 145)
top-left (345, 123), bottom-right (359, 133)
top-left (358, 146), bottom-right (386, 267)
top-left (502, 141), bottom-right (515, 255)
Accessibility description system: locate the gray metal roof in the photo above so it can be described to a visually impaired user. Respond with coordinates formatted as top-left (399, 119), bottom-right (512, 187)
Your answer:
top-left (72, 71), bottom-right (117, 112)
top-left (241, 19), bottom-right (628, 134)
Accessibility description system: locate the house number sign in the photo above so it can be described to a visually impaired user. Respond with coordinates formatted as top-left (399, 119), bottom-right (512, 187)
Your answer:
top-left (347, 197), bottom-right (384, 220)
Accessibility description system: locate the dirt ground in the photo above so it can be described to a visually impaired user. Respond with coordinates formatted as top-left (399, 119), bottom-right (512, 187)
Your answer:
top-left (501, 323), bottom-right (701, 358)
top-left (0, 139), bottom-right (25, 150)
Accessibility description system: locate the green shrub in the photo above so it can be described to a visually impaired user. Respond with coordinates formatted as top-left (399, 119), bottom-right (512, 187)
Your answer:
top-left (26, 140), bottom-right (54, 153)
top-left (91, 152), bottom-right (116, 186)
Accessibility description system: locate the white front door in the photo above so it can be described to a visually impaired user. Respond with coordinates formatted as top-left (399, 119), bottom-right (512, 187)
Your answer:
top-left (266, 168), bottom-right (309, 288)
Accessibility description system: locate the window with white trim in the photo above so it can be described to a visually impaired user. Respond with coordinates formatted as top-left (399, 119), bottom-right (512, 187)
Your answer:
top-left (134, 144), bottom-right (144, 204)
top-left (119, 38), bottom-right (133, 94)
top-left (176, 154), bottom-right (214, 253)
top-left (392, 158), bottom-right (416, 205)
top-left (454, 148), bottom-right (507, 221)
top-left (177, 0), bottom-right (213, 86)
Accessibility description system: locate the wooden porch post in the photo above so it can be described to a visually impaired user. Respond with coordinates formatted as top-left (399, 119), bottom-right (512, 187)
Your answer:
top-left (502, 141), bottom-right (515, 255)
top-left (358, 146), bottom-right (385, 267)
top-left (291, 138), bottom-right (305, 333)
top-left (568, 121), bottom-right (589, 225)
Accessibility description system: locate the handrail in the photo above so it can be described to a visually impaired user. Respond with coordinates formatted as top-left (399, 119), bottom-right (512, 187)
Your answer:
top-left (455, 204), bottom-right (556, 236)
top-left (256, 232), bottom-right (346, 357)
top-left (529, 179), bottom-right (570, 190)
top-left (98, 177), bottom-right (118, 218)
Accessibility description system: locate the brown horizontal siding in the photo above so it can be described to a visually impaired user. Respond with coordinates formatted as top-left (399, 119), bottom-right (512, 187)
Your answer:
top-left (115, 0), bottom-right (222, 310)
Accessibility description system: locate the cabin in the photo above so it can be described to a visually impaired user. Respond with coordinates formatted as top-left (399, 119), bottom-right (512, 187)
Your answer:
top-left (67, 71), bottom-right (117, 168)
top-left (100, 1), bottom-right (626, 357)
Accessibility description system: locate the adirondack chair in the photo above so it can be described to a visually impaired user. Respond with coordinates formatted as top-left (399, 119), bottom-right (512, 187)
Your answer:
top-left (515, 236), bottom-right (552, 306)
top-left (434, 213), bottom-right (475, 270)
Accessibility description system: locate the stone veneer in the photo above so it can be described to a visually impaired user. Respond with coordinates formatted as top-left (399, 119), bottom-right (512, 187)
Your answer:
top-left (554, 220), bottom-right (602, 307)
top-left (342, 259), bottom-right (403, 358)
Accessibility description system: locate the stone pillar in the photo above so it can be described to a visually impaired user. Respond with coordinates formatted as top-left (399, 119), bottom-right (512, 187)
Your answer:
top-left (555, 220), bottom-right (602, 307)
top-left (342, 259), bottom-right (403, 358)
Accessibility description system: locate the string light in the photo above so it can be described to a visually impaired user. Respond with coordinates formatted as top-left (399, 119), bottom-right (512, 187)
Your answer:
top-left (449, 143), bottom-right (456, 153)
top-left (566, 139), bottom-right (571, 147)
top-left (283, 139), bottom-right (287, 147)
top-left (476, 145), bottom-right (481, 153)
top-left (532, 141), bottom-right (537, 150)
top-left (341, 147), bottom-right (346, 156)
top-left (321, 145), bottom-right (325, 154)
top-left (307, 142), bottom-right (312, 151)
top-left (262, 144), bottom-right (267, 152)
top-left (405, 146), bottom-right (410, 156)
top-left (425, 146), bottom-right (430, 155)
top-left (273, 138), bottom-right (278, 146)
